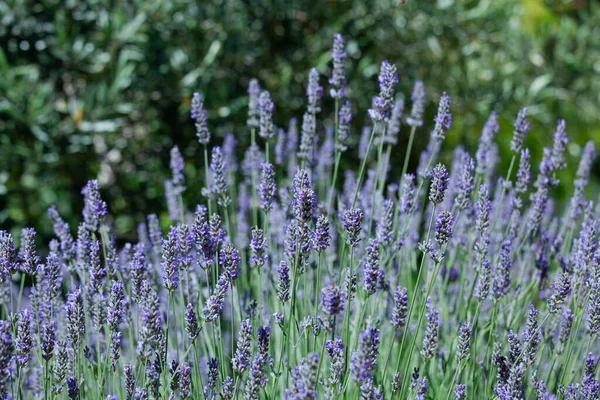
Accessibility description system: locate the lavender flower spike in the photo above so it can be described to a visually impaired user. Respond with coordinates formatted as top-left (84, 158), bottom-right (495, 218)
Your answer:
top-left (406, 80), bottom-right (425, 127)
top-left (369, 60), bottom-right (398, 122)
top-left (258, 90), bottom-right (275, 140)
top-left (203, 273), bottom-right (230, 322)
top-left (363, 239), bottom-right (381, 296)
top-left (337, 100), bottom-right (352, 152)
top-left (429, 164), bottom-right (450, 205)
top-left (259, 162), bottom-right (276, 213)
top-left (278, 261), bottom-right (291, 302)
top-left (432, 92), bottom-right (452, 141)
top-left (81, 180), bottom-right (107, 232)
top-left (350, 324), bottom-right (380, 383)
top-left (247, 79), bottom-right (261, 128)
top-left (329, 33), bottom-right (347, 99)
top-left (16, 309), bottom-right (33, 367)
top-left (510, 107), bottom-right (529, 153)
top-left (19, 227), bottom-right (39, 275)
top-left (232, 319), bottom-right (253, 373)
top-left (191, 92), bottom-right (211, 144)
top-left (421, 300), bottom-right (439, 360)
top-left (321, 282), bottom-right (345, 316)
top-left (343, 208), bottom-right (364, 248)
top-left (211, 146), bottom-right (231, 206)
top-left (391, 287), bottom-right (408, 329)
top-left (169, 145), bottom-right (185, 191)
top-left (306, 68), bottom-right (322, 113)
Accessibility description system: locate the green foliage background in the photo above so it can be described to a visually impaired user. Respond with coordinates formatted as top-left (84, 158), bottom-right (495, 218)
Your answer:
top-left (1, 0), bottom-right (600, 245)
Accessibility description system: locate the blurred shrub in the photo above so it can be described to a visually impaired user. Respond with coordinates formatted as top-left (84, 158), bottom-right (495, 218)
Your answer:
top-left (1, 0), bottom-right (600, 245)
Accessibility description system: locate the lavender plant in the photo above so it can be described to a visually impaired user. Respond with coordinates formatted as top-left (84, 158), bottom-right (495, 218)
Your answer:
top-left (1, 33), bottom-right (599, 400)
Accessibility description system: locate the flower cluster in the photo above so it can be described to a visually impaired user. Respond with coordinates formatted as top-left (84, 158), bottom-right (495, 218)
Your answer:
top-left (0, 33), bottom-right (597, 400)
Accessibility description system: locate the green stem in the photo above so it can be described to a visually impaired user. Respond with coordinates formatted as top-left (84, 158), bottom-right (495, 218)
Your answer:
top-left (390, 205), bottom-right (436, 389)
top-left (351, 123), bottom-right (378, 208)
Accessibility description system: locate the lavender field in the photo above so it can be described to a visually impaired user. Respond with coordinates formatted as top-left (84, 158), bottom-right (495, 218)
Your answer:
top-left (1, 33), bottom-right (599, 399)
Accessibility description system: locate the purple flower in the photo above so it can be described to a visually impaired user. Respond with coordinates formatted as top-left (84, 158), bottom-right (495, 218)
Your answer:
top-left (180, 362), bottom-right (191, 399)
top-left (249, 227), bottom-right (267, 270)
top-left (492, 240), bottom-right (512, 299)
top-left (307, 68), bottom-right (322, 113)
top-left (406, 80), bottom-right (426, 127)
top-left (476, 184), bottom-right (491, 234)
top-left (455, 155), bottom-right (475, 211)
top-left (185, 303), bottom-right (199, 342)
top-left (258, 325), bottom-right (271, 365)
top-left (207, 358), bottom-right (220, 391)
top-left (293, 172), bottom-right (316, 223)
top-left (416, 377), bottom-right (428, 400)
top-left (334, 100), bottom-right (352, 153)
top-left (161, 227), bottom-right (179, 292)
top-left (192, 92), bottom-right (211, 144)
top-left (286, 117), bottom-right (299, 157)
top-left (110, 331), bottom-right (122, 372)
top-left (329, 33), bottom-right (347, 99)
top-left (203, 273), bottom-right (229, 322)
top-left (259, 162), bottom-right (276, 213)
top-left (510, 107), bottom-right (529, 153)
top-left (218, 376), bottom-right (234, 400)
top-left (326, 337), bottom-right (345, 388)
top-left (421, 300), bottom-right (439, 360)
top-left (314, 215), bottom-right (331, 252)
top-left (429, 164), bottom-right (450, 205)
top-left (274, 128), bottom-right (286, 165)
top-left (576, 141), bottom-right (596, 183)
top-left (453, 384), bottom-right (466, 400)
top-left (16, 309), bottom-right (33, 367)
top-left (169, 145), bottom-right (185, 191)
top-left (124, 364), bottom-right (135, 399)
top-left (350, 324), bottom-right (379, 383)
top-left (456, 321), bottom-right (471, 361)
top-left (399, 174), bottom-right (416, 215)
top-left (278, 261), bottom-right (290, 302)
top-left (432, 92), bottom-right (452, 141)
top-left (363, 239), bottom-right (381, 296)
top-left (369, 60), bottom-right (398, 122)
top-left (391, 287), bottom-right (408, 329)
top-left (19, 227), bottom-right (39, 275)
top-left (522, 304), bottom-right (540, 366)
top-left (284, 353), bottom-right (319, 399)
top-left (41, 320), bottom-right (56, 361)
top-left (232, 319), bottom-right (252, 373)
top-left (210, 146), bottom-right (231, 206)
top-left (586, 283), bottom-right (600, 335)
top-left (434, 209), bottom-right (454, 246)
top-left (193, 205), bottom-right (216, 267)
top-left (581, 353), bottom-right (600, 400)
top-left (258, 90), bottom-right (275, 140)
top-left (512, 149), bottom-right (531, 209)
top-left (66, 287), bottom-right (85, 348)
top-left (551, 119), bottom-right (568, 171)
top-left (47, 205), bottom-right (75, 262)
top-left (297, 112), bottom-right (316, 162)
top-left (244, 355), bottom-right (268, 399)
top-left (81, 180), bottom-right (107, 231)
top-left (107, 280), bottom-right (125, 331)
top-left (134, 388), bottom-right (148, 400)
top-left (221, 241), bottom-right (242, 280)
top-left (321, 282), bottom-right (345, 316)
top-left (548, 272), bottom-right (571, 314)
top-left (247, 79), bottom-right (261, 128)
top-left (376, 199), bottom-right (394, 246)
top-left (475, 111), bottom-right (499, 178)
top-left (343, 208), bottom-right (364, 248)
top-left (67, 377), bottom-right (79, 400)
